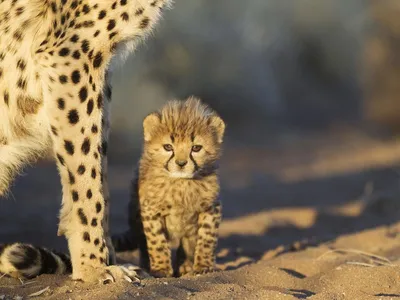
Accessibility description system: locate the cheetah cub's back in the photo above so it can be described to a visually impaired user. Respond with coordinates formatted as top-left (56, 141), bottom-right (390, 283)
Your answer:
top-left (114, 97), bottom-right (225, 278)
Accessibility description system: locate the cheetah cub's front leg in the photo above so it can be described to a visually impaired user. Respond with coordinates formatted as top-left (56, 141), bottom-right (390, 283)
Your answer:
top-left (141, 207), bottom-right (174, 278)
top-left (192, 202), bottom-right (222, 275)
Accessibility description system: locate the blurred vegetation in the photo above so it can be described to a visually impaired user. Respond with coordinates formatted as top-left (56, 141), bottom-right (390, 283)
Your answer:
top-left (108, 0), bottom-right (400, 160)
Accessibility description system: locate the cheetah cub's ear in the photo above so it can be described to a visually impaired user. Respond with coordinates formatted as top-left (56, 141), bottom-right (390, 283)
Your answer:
top-left (209, 114), bottom-right (226, 144)
top-left (143, 112), bottom-right (161, 142)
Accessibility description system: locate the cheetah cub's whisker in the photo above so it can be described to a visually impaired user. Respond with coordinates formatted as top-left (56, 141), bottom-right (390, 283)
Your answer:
top-left (112, 97), bottom-right (225, 278)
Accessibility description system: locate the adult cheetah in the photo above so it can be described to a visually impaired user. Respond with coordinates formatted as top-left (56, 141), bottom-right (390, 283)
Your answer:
top-left (0, 0), bottom-right (172, 283)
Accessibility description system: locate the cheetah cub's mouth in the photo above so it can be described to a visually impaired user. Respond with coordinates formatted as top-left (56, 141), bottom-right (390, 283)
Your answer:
top-left (141, 97), bottom-right (225, 179)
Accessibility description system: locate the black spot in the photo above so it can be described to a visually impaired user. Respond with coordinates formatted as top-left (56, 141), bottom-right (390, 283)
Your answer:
top-left (78, 208), bottom-right (88, 225)
top-left (71, 71), bottom-right (81, 84)
top-left (93, 52), bottom-right (103, 68)
top-left (72, 190), bottom-right (79, 202)
top-left (59, 47), bottom-right (70, 56)
top-left (81, 40), bottom-right (90, 53)
top-left (83, 63), bottom-right (89, 74)
top-left (82, 4), bottom-right (90, 14)
top-left (91, 218), bottom-right (97, 226)
top-left (87, 99), bottom-right (94, 115)
top-left (83, 20), bottom-right (94, 28)
top-left (68, 109), bottom-right (79, 124)
top-left (79, 86), bottom-right (88, 102)
top-left (95, 202), bottom-right (102, 213)
top-left (59, 75), bottom-right (68, 84)
top-left (91, 168), bottom-right (97, 179)
top-left (64, 140), bottom-right (75, 155)
top-left (94, 238), bottom-right (100, 246)
top-left (81, 138), bottom-right (91, 155)
top-left (94, 30), bottom-right (100, 37)
top-left (51, 126), bottom-right (58, 136)
top-left (107, 19), bottom-right (116, 31)
top-left (135, 8), bottom-right (144, 15)
top-left (70, 0), bottom-right (78, 9)
top-left (97, 94), bottom-right (103, 109)
top-left (77, 165), bottom-right (86, 175)
top-left (109, 32), bottom-right (117, 40)
top-left (13, 30), bottom-right (23, 41)
top-left (51, 2), bottom-right (57, 13)
top-left (91, 125), bottom-right (98, 134)
top-left (57, 98), bottom-right (65, 110)
top-left (70, 34), bottom-right (79, 43)
top-left (56, 153), bottom-right (65, 165)
top-left (17, 78), bottom-right (27, 90)
top-left (139, 17), bottom-right (150, 29)
top-left (83, 232), bottom-right (91, 242)
top-left (17, 59), bottom-right (26, 71)
top-left (87, 189), bottom-right (92, 199)
top-left (72, 50), bottom-right (81, 59)
top-left (90, 254), bottom-right (96, 259)
top-left (68, 170), bottom-right (75, 184)
top-left (98, 10), bottom-right (106, 19)
top-left (121, 12), bottom-right (129, 21)
top-left (120, 0), bottom-right (127, 5)
top-left (4, 91), bottom-right (9, 106)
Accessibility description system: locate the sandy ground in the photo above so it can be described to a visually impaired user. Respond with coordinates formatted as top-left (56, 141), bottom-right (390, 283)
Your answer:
top-left (1, 129), bottom-right (400, 299)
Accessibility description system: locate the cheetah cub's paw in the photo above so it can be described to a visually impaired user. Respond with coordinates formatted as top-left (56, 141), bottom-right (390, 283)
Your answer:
top-left (150, 267), bottom-right (174, 278)
top-left (191, 265), bottom-right (216, 276)
top-left (179, 261), bottom-right (194, 276)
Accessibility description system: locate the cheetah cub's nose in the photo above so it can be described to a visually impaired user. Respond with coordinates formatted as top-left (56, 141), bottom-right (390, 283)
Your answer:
top-left (175, 160), bottom-right (188, 167)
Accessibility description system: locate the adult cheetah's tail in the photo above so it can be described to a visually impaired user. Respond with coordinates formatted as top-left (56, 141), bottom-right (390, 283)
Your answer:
top-left (0, 243), bottom-right (71, 279)
top-left (111, 230), bottom-right (139, 252)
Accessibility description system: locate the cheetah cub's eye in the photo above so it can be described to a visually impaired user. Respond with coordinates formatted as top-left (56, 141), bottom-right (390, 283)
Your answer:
top-left (192, 145), bottom-right (203, 152)
top-left (163, 144), bottom-right (173, 151)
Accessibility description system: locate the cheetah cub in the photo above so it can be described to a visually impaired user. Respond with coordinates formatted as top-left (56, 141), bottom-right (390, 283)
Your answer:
top-left (115, 97), bottom-right (225, 278)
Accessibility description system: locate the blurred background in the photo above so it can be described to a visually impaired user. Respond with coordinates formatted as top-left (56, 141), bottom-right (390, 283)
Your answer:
top-left (2, 0), bottom-right (400, 263)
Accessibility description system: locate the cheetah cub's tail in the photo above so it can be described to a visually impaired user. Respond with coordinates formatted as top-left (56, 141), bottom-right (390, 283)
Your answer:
top-left (0, 243), bottom-right (71, 279)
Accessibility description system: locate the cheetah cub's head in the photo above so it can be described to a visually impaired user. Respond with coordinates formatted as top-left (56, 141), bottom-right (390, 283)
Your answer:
top-left (142, 97), bottom-right (225, 179)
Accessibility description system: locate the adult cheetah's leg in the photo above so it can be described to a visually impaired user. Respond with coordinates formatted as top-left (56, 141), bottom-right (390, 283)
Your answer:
top-left (98, 74), bottom-right (116, 265)
top-left (42, 72), bottom-right (138, 283)
top-left (193, 202), bottom-right (222, 275)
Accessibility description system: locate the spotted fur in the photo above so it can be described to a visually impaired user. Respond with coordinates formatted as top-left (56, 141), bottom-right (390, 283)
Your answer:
top-left (112, 97), bottom-right (225, 277)
top-left (0, 0), bottom-right (172, 283)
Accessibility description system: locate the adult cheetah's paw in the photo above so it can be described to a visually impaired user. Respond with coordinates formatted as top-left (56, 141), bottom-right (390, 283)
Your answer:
top-left (101, 264), bottom-right (150, 284)
top-left (72, 264), bottom-right (149, 284)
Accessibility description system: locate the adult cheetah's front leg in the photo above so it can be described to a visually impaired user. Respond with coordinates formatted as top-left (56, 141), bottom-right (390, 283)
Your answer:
top-left (43, 68), bottom-right (136, 283)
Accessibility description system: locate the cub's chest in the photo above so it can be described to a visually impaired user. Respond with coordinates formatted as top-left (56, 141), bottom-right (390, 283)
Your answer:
top-left (160, 181), bottom-right (206, 238)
